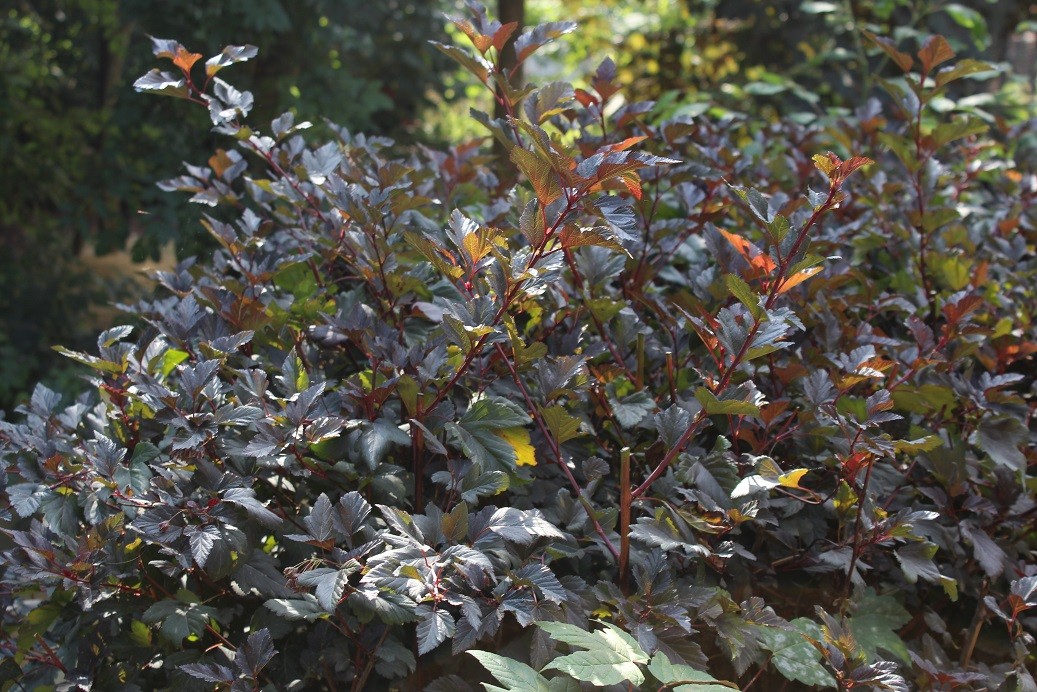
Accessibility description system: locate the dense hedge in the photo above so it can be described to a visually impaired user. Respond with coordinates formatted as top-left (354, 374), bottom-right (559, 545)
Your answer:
top-left (2, 5), bottom-right (1035, 690)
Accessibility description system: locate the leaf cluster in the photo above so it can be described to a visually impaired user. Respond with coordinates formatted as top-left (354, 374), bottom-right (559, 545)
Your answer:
top-left (1, 5), bottom-right (1035, 690)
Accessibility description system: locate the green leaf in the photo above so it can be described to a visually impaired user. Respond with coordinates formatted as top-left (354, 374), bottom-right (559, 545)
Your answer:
top-left (759, 619), bottom-right (835, 688)
top-left (646, 652), bottom-right (737, 691)
top-left (848, 592), bottom-right (911, 664)
top-left (543, 649), bottom-right (644, 687)
top-left (695, 387), bottom-right (760, 417)
top-left (610, 390), bottom-right (656, 428)
top-left (538, 621), bottom-right (648, 686)
top-left (942, 4), bottom-right (989, 50)
top-left (541, 405), bottom-right (582, 444)
top-left (468, 650), bottom-right (554, 691)
top-left (724, 274), bottom-right (763, 320)
top-left (930, 118), bottom-right (987, 149)
top-left (934, 58), bottom-right (994, 88)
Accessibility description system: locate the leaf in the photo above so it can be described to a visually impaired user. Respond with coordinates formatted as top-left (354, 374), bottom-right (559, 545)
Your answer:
top-left (358, 418), bottom-right (410, 468)
top-left (133, 68), bottom-right (188, 98)
top-left (718, 229), bottom-right (776, 274)
top-left (514, 21), bottom-right (578, 63)
top-left (974, 416), bottom-right (1028, 472)
top-left (496, 428), bottom-right (536, 467)
top-left (188, 526), bottom-right (220, 568)
top-left (646, 652), bottom-right (737, 691)
top-left (181, 662), bottom-right (234, 684)
top-left (513, 564), bottom-right (566, 604)
top-left (418, 608), bottom-right (456, 655)
top-left (534, 622), bottom-right (650, 685)
top-left (303, 493), bottom-right (335, 542)
top-left (474, 507), bottom-right (566, 546)
top-left (333, 491), bottom-right (372, 538)
top-left (541, 405), bottom-right (582, 444)
top-left (264, 595), bottom-right (326, 621)
top-left (930, 118), bottom-right (987, 149)
top-left (238, 628), bottom-right (276, 678)
top-left (223, 487), bottom-right (282, 528)
top-left (695, 387), bottom-right (760, 417)
top-left (935, 58), bottom-right (993, 88)
top-left (731, 457), bottom-right (808, 498)
top-left (8, 483), bottom-right (47, 517)
top-left (725, 274), bottom-right (763, 320)
top-left (759, 619), bottom-right (835, 688)
top-left (960, 521), bottom-right (1006, 579)
top-left (511, 147), bottom-right (562, 206)
top-left (205, 44), bottom-right (259, 77)
top-left (849, 592), bottom-right (911, 664)
top-left (777, 266), bottom-right (824, 294)
top-left (863, 31), bottom-right (914, 72)
top-left (943, 4), bottom-right (989, 48)
top-left (468, 650), bottom-right (554, 691)
top-left (311, 568), bottom-right (354, 612)
top-left (610, 390), bottom-right (656, 428)
top-left (917, 35), bottom-right (954, 74)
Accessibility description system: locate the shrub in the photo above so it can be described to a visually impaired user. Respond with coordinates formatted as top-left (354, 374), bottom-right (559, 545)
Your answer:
top-left (1, 5), bottom-right (1034, 690)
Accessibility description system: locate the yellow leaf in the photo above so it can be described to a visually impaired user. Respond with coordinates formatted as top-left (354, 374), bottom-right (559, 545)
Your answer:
top-left (496, 427), bottom-right (537, 467)
top-left (812, 153), bottom-right (837, 177)
top-left (778, 468), bottom-right (808, 489)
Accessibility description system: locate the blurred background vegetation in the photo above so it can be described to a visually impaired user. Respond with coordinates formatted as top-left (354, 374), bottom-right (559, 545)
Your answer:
top-left (1, 0), bottom-right (1033, 410)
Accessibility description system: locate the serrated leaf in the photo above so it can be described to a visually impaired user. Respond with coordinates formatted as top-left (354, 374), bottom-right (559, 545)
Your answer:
top-left (418, 608), bottom-right (456, 655)
top-left (695, 387), bottom-right (760, 417)
top-left (469, 650), bottom-right (553, 691)
top-left (512, 147), bottom-right (562, 206)
top-left (541, 405), bottom-right (582, 444)
top-left (646, 652), bottom-right (737, 691)
top-left (496, 427), bottom-right (536, 467)
top-left (759, 619), bottom-right (835, 688)
top-left (974, 416), bottom-right (1027, 471)
top-left (543, 649), bottom-right (645, 686)
top-left (264, 595), bottom-right (326, 621)
top-left (849, 593), bottom-right (911, 664)
top-left (238, 628), bottom-right (276, 678)
top-left (725, 274), bottom-right (763, 319)
top-left (918, 35), bottom-right (954, 74)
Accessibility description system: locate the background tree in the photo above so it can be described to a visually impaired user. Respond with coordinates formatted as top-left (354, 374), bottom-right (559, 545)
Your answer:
top-left (0, 0), bottom-right (457, 409)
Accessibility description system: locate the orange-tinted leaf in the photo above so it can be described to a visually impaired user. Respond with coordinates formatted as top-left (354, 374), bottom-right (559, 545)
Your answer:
top-left (208, 149), bottom-right (233, 178)
top-left (607, 136), bottom-right (648, 153)
top-left (838, 156), bottom-right (874, 179)
top-left (918, 35), bottom-right (954, 75)
top-left (719, 229), bottom-right (777, 273)
top-left (574, 88), bottom-right (598, 107)
top-left (619, 171), bottom-right (642, 200)
top-left (777, 266), bottom-right (823, 294)
top-left (942, 294), bottom-right (983, 324)
top-left (491, 22), bottom-right (519, 52)
top-left (511, 147), bottom-right (562, 206)
top-left (173, 47), bottom-right (203, 72)
top-left (864, 31), bottom-right (913, 72)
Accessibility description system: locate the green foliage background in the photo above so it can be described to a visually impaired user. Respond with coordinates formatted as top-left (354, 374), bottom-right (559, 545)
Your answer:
top-left (0, 0), bottom-right (455, 408)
